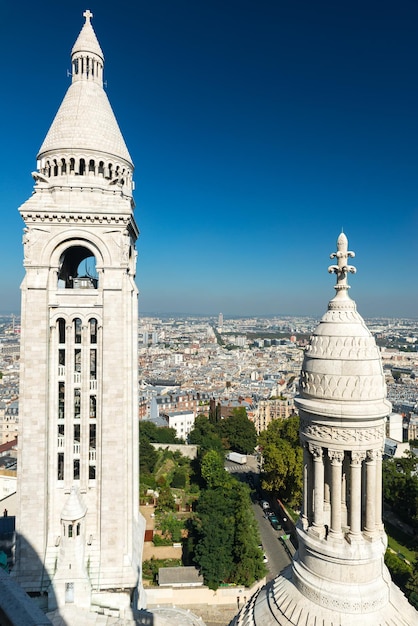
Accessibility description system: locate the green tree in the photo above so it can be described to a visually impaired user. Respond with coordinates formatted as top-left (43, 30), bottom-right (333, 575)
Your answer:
top-left (231, 482), bottom-right (267, 586)
top-left (258, 415), bottom-right (302, 506)
top-left (155, 484), bottom-right (176, 512)
top-left (200, 450), bottom-right (229, 489)
top-left (383, 453), bottom-right (418, 531)
top-left (139, 420), bottom-right (179, 444)
top-left (139, 437), bottom-right (158, 475)
top-left (190, 475), bottom-right (266, 589)
top-left (216, 407), bottom-right (257, 454)
top-left (385, 551), bottom-right (412, 593)
top-left (189, 415), bottom-right (224, 455)
top-left (192, 487), bottom-right (235, 588)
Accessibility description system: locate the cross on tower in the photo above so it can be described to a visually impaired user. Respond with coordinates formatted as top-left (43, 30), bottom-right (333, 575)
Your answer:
top-left (83, 9), bottom-right (93, 23)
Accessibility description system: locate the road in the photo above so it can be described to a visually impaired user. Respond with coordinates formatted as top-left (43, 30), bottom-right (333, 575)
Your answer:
top-left (225, 456), bottom-right (292, 580)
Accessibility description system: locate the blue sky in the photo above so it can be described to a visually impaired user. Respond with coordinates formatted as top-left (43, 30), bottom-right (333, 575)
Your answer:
top-left (1, 1), bottom-right (417, 318)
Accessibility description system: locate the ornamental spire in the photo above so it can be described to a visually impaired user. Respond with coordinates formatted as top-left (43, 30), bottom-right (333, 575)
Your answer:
top-left (71, 9), bottom-right (104, 86)
top-left (328, 232), bottom-right (356, 296)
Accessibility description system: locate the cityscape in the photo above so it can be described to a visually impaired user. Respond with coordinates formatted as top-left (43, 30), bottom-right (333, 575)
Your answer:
top-left (1, 4), bottom-right (418, 625)
top-left (1, 312), bottom-right (417, 449)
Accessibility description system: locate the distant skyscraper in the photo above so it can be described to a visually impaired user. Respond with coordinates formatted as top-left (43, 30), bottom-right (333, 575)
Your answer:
top-left (13, 10), bottom-right (145, 617)
top-left (231, 233), bottom-right (417, 625)
top-left (218, 312), bottom-right (223, 331)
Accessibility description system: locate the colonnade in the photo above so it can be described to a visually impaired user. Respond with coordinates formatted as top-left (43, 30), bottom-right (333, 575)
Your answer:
top-left (301, 441), bottom-right (383, 539)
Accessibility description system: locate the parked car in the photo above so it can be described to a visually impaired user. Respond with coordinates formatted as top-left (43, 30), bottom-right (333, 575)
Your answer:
top-left (269, 514), bottom-right (281, 530)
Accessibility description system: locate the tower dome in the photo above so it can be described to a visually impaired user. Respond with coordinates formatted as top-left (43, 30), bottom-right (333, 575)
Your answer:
top-left (37, 9), bottom-right (133, 187)
top-left (229, 233), bottom-right (417, 626)
top-left (297, 231), bottom-right (391, 420)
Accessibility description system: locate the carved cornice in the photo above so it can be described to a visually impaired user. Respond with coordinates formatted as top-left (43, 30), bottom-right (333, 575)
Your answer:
top-left (21, 213), bottom-right (131, 225)
top-left (300, 417), bottom-right (385, 445)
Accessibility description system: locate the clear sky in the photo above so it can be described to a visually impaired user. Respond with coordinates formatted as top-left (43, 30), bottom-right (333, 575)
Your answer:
top-left (1, 1), bottom-right (417, 318)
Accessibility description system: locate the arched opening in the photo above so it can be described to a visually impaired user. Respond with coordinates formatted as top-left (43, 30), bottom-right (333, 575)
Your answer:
top-left (79, 158), bottom-right (85, 175)
top-left (88, 159), bottom-right (95, 173)
top-left (58, 318), bottom-right (66, 343)
top-left (58, 245), bottom-right (98, 289)
top-left (61, 158), bottom-right (67, 174)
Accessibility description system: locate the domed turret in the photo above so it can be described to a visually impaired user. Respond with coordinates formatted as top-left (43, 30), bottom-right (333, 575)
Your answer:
top-left (230, 234), bottom-right (417, 626)
top-left (297, 231), bottom-right (390, 419)
top-left (36, 9), bottom-right (133, 193)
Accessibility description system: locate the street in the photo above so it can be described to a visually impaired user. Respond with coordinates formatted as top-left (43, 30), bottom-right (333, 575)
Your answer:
top-left (225, 456), bottom-right (292, 580)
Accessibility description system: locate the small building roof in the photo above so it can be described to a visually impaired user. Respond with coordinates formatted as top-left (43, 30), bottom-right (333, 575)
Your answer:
top-left (158, 566), bottom-right (204, 587)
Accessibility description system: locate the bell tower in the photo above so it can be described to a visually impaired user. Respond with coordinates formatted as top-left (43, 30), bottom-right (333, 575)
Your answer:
top-left (13, 10), bottom-right (145, 617)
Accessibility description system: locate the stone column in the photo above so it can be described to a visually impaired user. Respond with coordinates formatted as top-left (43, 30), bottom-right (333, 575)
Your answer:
top-left (349, 451), bottom-right (366, 537)
top-left (309, 444), bottom-right (325, 536)
top-left (324, 453), bottom-right (331, 518)
top-left (328, 449), bottom-right (344, 537)
top-left (365, 449), bottom-right (378, 535)
top-left (302, 443), bottom-right (310, 529)
top-left (375, 449), bottom-right (383, 530)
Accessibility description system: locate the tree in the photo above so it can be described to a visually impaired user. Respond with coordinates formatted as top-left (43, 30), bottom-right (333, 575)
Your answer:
top-left (231, 482), bottom-right (267, 586)
top-left (383, 453), bottom-right (418, 531)
top-left (155, 484), bottom-right (176, 512)
top-left (190, 475), bottom-right (266, 589)
top-left (139, 420), bottom-right (179, 444)
top-left (258, 415), bottom-right (302, 506)
top-left (188, 415), bottom-right (224, 455)
top-left (139, 437), bottom-right (158, 475)
top-left (216, 407), bottom-right (257, 454)
top-left (200, 450), bottom-right (229, 489)
top-left (385, 551), bottom-right (412, 593)
top-left (192, 487), bottom-right (236, 588)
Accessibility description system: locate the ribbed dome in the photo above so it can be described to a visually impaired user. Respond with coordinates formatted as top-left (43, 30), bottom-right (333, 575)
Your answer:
top-left (37, 80), bottom-right (132, 164)
top-left (297, 232), bottom-right (390, 419)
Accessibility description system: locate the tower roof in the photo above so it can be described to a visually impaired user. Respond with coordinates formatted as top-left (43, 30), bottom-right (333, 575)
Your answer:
top-left (71, 9), bottom-right (103, 60)
top-left (38, 10), bottom-right (132, 166)
top-left (296, 232), bottom-right (391, 420)
top-left (61, 487), bottom-right (87, 521)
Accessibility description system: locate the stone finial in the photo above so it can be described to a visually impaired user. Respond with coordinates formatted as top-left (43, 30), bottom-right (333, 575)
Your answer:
top-left (328, 232), bottom-right (356, 295)
top-left (83, 9), bottom-right (93, 23)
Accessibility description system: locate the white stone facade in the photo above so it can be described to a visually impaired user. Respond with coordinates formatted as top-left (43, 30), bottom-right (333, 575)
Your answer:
top-left (12, 11), bottom-right (145, 618)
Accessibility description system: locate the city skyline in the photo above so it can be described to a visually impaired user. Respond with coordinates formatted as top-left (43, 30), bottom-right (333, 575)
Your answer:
top-left (1, 1), bottom-right (418, 318)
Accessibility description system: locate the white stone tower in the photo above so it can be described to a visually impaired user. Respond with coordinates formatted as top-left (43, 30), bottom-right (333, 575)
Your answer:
top-left (231, 233), bottom-right (417, 625)
top-left (13, 10), bottom-right (146, 617)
